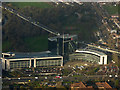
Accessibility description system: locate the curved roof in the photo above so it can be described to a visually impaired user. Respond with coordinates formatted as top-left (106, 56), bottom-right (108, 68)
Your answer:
top-left (75, 49), bottom-right (107, 56)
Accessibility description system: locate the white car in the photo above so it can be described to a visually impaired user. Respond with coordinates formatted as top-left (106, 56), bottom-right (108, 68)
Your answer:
top-left (45, 77), bottom-right (47, 79)
top-left (115, 75), bottom-right (118, 77)
top-left (35, 77), bottom-right (38, 79)
top-left (29, 74), bottom-right (31, 76)
top-left (109, 75), bottom-right (112, 78)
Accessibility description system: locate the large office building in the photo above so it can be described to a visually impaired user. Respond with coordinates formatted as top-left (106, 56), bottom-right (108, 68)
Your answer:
top-left (69, 47), bottom-right (107, 65)
top-left (48, 34), bottom-right (78, 61)
top-left (2, 51), bottom-right (63, 71)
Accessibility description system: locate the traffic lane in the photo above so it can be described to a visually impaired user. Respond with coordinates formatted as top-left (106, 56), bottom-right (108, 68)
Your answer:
top-left (3, 76), bottom-right (55, 82)
top-left (3, 78), bottom-right (34, 82)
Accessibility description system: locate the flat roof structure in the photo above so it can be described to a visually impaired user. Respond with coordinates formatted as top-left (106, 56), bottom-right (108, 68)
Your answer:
top-left (2, 51), bottom-right (61, 59)
top-left (48, 34), bottom-right (77, 41)
top-left (48, 34), bottom-right (78, 58)
top-left (2, 51), bottom-right (63, 71)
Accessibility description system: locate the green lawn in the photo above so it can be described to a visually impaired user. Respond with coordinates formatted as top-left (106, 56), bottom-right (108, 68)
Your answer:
top-left (24, 35), bottom-right (48, 52)
top-left (103, 4), bottom-right (118, 15)
top-left (10, 2), bottom-right (53, 8)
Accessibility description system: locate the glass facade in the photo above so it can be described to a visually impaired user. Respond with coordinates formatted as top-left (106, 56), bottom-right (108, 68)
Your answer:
top-left (8, 57), bottom-right (62, 69)
top-left (69, 53), bottom-right (99, 63)
top-left (10, 60), bottom-right (30, 69)
top-left (36, 58), bottom-right (62, 67)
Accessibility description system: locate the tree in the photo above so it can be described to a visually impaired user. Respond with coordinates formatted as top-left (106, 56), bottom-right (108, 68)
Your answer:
top-left (115, 79), bottom-right (119, 88)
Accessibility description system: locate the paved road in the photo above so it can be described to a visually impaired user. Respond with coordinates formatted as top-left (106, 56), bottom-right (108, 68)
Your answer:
top-left (3, 73), bottom-right (120, 83)
top-left (113, 19), bottom-right (120, 29)
top-left (79, 41), bottom-right (120, 54)
top-left (87, 44), bottom-right (120, 54)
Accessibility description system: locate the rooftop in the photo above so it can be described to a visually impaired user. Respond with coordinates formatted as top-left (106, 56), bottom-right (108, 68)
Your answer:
top-left (2, 51), bottom-right (62, 59)
top-left (77, 47), bottom-right (107, 56)
top-left (71, 82), bottom-right (86, 88)
top-left (48, 34), bottom-right (77, 41)
top-left (96, 82), bottom-right (112, 88)
top-left (70, 82), bottom-right (112, 89)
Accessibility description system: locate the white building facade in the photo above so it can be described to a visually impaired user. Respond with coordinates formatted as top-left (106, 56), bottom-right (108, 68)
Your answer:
top-left (70, 49), bottom-right (108, 65)
top-left (2, 52), bottom-right (63, 71)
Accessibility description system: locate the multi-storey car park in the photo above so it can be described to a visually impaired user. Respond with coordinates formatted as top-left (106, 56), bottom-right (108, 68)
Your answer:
top-left (2, 51), bottom-right (63, 71)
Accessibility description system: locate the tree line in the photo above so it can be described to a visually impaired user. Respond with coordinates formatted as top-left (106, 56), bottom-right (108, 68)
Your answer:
top-left (2, 2), bottom-right (100, 52)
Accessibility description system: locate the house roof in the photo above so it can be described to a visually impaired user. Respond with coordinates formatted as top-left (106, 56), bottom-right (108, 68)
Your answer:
top-left (71, 82), bottom-right (86, 88)
top-left (95, 82), bottom-right (112, 88)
